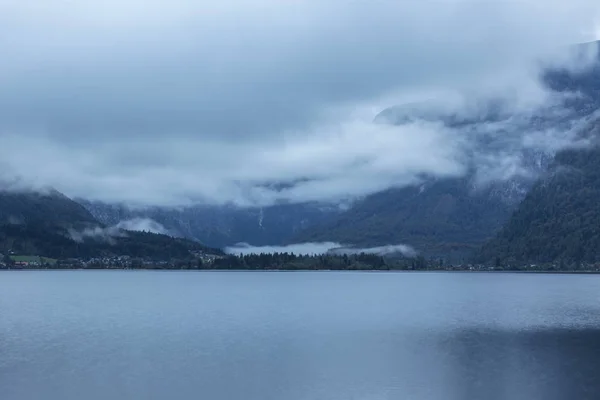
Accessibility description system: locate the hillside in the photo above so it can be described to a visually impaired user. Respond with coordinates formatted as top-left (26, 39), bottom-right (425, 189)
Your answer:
top-left (0, 189), bottom-right (98, 228)
top-left (293, 178), bottom-right (522, 260)
top-left (0, 189), bottom-right (221, 260)
top-left (0, 223), bottom-right (221, 260)
top-left (478, 146), bottom-right (600, 266)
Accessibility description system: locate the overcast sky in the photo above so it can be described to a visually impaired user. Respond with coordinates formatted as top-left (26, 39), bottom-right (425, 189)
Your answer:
top-left (1, 0), bottom-right (599, 207)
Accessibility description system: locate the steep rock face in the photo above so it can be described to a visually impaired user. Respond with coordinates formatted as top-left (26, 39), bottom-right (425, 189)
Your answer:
top-left (80, 201), bottom-right (342, 248)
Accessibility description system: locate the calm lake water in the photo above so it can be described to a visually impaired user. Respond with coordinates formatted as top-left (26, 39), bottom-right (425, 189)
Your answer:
top-left (1, 271), bottom-right (600, 400)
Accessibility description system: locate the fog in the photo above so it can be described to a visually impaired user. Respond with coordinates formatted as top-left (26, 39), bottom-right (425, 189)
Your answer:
top-left (225, 242), bottom-right (417, 257)
top-left (1, 1), bottom-right (599, 207)
top-left (68, 218), bottom-right (171, 243)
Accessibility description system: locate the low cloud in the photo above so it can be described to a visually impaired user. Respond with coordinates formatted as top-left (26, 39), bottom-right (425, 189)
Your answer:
top-left (326, 244), bottom-right (418, 258)
top-left (115, 218), bottom-right (169, 235)
top-left (2, 76), bottom-right (598, 208)
top-left (225, 242), bottom-right (342, 256)
top-left (67, 218), bottom-right (170, 243)
top-left (1, 1), bottom-right (599, 207)
top-left (68, 226), bottom-right (126, 244)
top-left (225, 242), bottom-right (417, 257)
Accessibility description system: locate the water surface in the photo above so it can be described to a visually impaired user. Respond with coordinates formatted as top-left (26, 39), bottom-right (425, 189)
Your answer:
top-left (1, 271), bottom-right (600, 400)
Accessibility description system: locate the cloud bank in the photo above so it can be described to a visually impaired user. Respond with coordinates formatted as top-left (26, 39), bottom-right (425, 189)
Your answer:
top-left (1, 0), bottom-right (600, 207)
top-left (225, 242), bottom-right (342, 256)
top-left (68, 226), bottom-right (126, 244)
top-left (326, 245), bottom-right (418, 258)
top-left (225, 242), bottom-right (417, 257)
top-left (68, 218), bottom-right (170, 243)
top-left (115, 218), bottom-right (170, 235)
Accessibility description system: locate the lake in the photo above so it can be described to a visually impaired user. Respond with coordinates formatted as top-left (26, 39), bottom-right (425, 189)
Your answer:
top-left (1, 271), bottom-right (600, 400)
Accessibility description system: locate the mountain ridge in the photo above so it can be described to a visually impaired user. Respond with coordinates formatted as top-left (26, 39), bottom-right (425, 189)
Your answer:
top-left (0, 189), bottom-right (221, 260)
top-left (80, 200), bottom-right (342, 248)
top-left (63, 41), bottom-right (600, 260)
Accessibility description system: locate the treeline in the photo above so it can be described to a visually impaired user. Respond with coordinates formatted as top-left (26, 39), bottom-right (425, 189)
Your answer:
top-left (2, 252), bottom-right (434, 271)
top-left (63, 253), bottom-right (428, 271)
top-left (5, 251), bottom-right (598, 271)
top-left (208, 252), bottom-right (430, 270)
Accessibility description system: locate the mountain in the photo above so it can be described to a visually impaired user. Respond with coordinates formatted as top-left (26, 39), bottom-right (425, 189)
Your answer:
top-left (293, 43), bottom-right (600, 259)
top-left (477, 145), bottom-right (600, 266)
top-left (78, 42), bottom-right (600, 258)
top-left (80, 201), bottom-right (342, 248)
top-left (0, 224), bottom-right (220, 260)
top-left (0, 189), bottom-right (97, 228)
top-left (293, 178), bottom-right (531, 261)
top-left (0, 189), bottom-right (221, 259)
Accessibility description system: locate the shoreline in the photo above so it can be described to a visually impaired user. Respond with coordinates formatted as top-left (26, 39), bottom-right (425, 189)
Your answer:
top-left (2, 268), bottom-right (600, 274)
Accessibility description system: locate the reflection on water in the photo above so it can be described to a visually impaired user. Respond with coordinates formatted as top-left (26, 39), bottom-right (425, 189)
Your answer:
top-left (441, 328), bottom-right (600, 400)
top-left (1, 271), bottom-right (599, 400)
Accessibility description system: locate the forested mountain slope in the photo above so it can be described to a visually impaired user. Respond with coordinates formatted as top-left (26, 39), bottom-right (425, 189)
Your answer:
top-left (0, 189), bottom-right (220, 259)
top-left (294, 179), bottom-right (521, 260)
top-left (0, 189), bottom-right (97, 228)
top-left (478, 146), bottom-right (600, 265)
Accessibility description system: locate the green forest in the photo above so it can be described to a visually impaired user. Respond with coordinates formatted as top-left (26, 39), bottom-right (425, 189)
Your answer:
top-left (478, 147), bottom-right (600, 266)
top-left (0, 223), bottom-right (221, 260)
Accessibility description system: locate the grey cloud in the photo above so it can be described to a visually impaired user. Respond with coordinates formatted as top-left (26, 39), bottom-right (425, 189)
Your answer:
top-left (0, 119), bottom-right (469, 206)
top-left (68, 226), bottom-right (127, 244)
top-left (67, 218), bottom-right (169, 244)
top-left (0, 1), bottom-right (599, 206)
top-left (225, 242), bottom-right (343, 256)
top-left (225, 242), bottom-right (417, 257)
top-left (326, 244), bottom-right (418, 258)
top-left (115, 218), bottom-right (170, 235)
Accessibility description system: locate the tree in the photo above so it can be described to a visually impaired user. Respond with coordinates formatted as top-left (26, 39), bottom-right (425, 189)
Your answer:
top-left (2, 253), bottom-right (13, 266)
top-left (414, 255), bottom-right (427, 270)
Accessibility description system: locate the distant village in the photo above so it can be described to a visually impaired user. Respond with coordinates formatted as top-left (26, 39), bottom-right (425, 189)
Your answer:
top-left (2, 247), bottom-right (600, 272)
top-left (0, 249), bottom-right (223, 269)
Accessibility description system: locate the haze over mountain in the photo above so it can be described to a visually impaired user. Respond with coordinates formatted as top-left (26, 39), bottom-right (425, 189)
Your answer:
top-left (79, 41), bottom-right (600, 256)
top-left (2, 1), bottom-right (600, 260)
top-left (0, 189), bottom-right (97, 229)
top-left (0, 189), bottom-right (220, 259)
top-left (80, 200), bottom-right (342, 248)
top-left (295, 46), bottom-right (600, 259)
top-left (478, 146), bottom-right (600, 266)
top-left (2, 1), bottom-right (599, 204)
